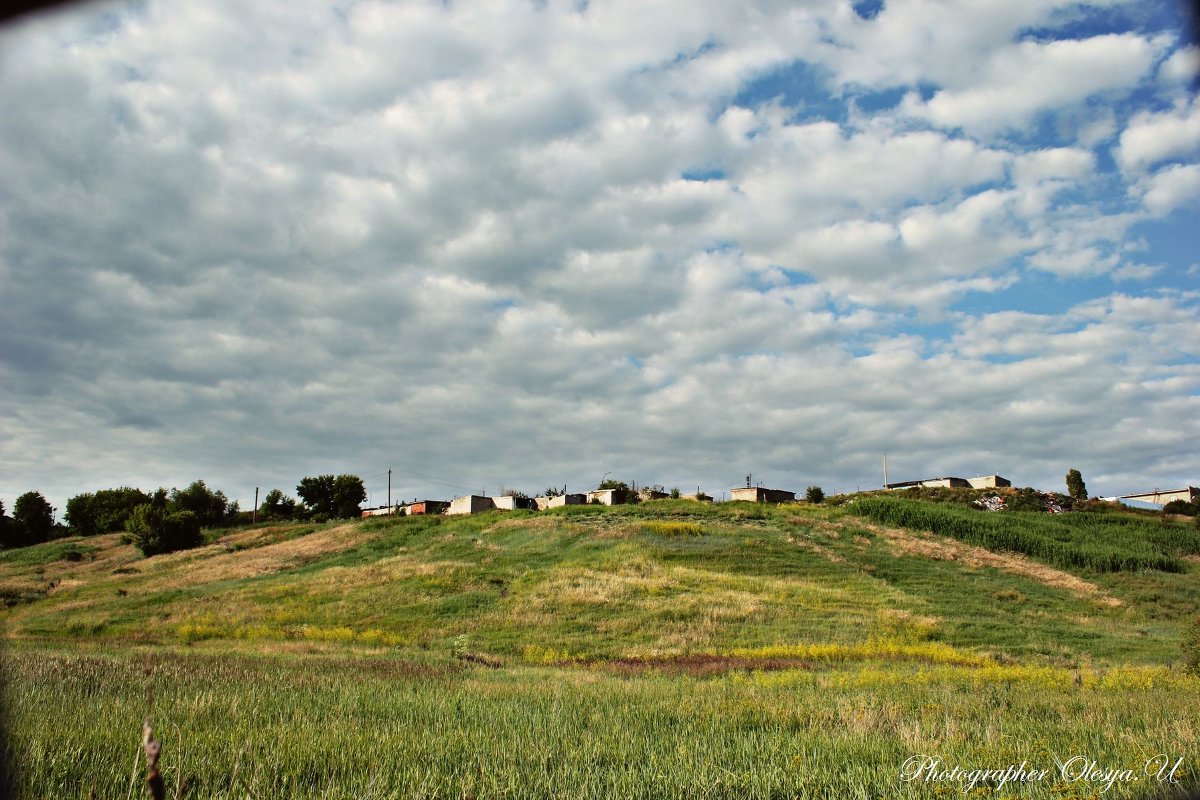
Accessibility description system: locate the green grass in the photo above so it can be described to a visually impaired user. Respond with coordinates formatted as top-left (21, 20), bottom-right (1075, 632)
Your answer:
top-left (2, 500), bottom-right (1198, 798)
top-left (4, 646), bottom-right (1198, 799)
top-left (850, 495), bottom-right (1200, 572)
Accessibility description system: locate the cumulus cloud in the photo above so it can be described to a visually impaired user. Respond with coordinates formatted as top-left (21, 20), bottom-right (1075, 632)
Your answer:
top-left (1, 0), bottom-right (1198, 511)
top-left (1138, 163), bottom-right (1200, 215)
top-left (1115, 98), bottom-right (1200, 173)
top-left (911, 34), bottom-right (1159, 135)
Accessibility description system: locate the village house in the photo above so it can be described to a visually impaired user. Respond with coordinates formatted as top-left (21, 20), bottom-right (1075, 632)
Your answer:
top-left (730, 486), bottom-right (796, 503)
top-left (885, 475), bottom-right (1011, 490)
top-left (1119, 486), bottom-right (1200, 506)
top-left (534, 493), bottom-right (587, 510)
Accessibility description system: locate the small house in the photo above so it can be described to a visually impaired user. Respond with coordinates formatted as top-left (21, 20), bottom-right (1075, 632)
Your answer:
top-left (448, 495), bottom-right (494, 515)
top-left (730, 487), bottom-right (796, 503)
top-left (535, 494), bottom-right (587, 510)
top-left (408, 500), bottom-right (449, 515)
top-left (586, 488), bottom-right (632, 506)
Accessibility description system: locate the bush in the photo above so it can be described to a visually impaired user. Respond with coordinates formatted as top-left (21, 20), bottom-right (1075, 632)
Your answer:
top-left (1184, 615), bottom-right (1200, 677)
top-left (1005, 488), bottom-right (1046, 513)
top-left (125, 505), bottom-right (203, 557)
top-left (805, 486), bottom-right (825, 504)
top-left (1163, 500), bottom-right (1199, 517)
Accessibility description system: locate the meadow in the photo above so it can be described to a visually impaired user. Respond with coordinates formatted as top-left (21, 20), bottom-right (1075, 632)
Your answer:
top-left (3, 498), bottom-right (1198, 798)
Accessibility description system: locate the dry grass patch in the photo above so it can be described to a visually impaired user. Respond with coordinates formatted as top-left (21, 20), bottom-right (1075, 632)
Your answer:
top-left (483, 516), bottom-right (560, 533)
top-left (297, 555), bottom-right (473, 594)
top-left (864, 521), bottom-right (1122, 606)
top-left (784, 533), bottom-right (847, 564)
top-left (135, 523), bottom-right (375, 591)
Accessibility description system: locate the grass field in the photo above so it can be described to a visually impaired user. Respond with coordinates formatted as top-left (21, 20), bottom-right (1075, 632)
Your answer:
top-left (3, 498), bottom-right (1199, 798)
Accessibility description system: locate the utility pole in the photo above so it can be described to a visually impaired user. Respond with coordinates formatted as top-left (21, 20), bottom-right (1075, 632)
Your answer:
top-left (253, 487), bottom-right (259, 524)
top-left (883, 453), bottom-right (888, 489)
top-left (387, 469), bottom-right (392, 511)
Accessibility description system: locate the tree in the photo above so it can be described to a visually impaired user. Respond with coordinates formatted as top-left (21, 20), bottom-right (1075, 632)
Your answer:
top-left (0, 499), bottom-right (10, 547)
top-left (12, 492), bottom-right (55, 546)
top-left (125, 505), bottom-right (203, 557)
top-left (168, 480), bottom-right (231, 528)
top-left (296, 474), bottom-right (366, 519)
top-left (66, 487), bottom-right (152, 536)
top-left (1065, 469), bottom-right (1087, 501)
top-left (259, 489), bottom-right (297, 520)
top-left (542, 485), bottom-right (566, 498)
top-left (595, 479), bottom-right (634, 504)
top-left (805, 486), bottom-right (825, 504)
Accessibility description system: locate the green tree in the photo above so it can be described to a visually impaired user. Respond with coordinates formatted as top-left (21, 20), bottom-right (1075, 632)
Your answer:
top-left (125, 505), bottom-right (203, 557)
top-left (66, 487), bottom-right (152, 536)
top-left (595, 479), bottom-right (634, 504)
top-left (1065, 469), bottom-right (1087, 501)
top-left (296, 475), bottom-right (366, 519)
top-left (0, 499), bottom-right (9, 547)
top-left (259, 489), bottom-right (297, 520)
top-left (168, 480), bottom-right (231, 528)
top-left (12, 492), bottom-right (55, 546)
top-left (805, 486), bottom-right (825, 504)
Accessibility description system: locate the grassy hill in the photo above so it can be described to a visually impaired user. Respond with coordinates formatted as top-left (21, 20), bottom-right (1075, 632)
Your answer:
top-left (3, 498), bottom-right (1199, 798)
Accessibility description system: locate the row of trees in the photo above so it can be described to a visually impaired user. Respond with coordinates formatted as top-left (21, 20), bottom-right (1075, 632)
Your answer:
top-left (65, 481), bottom-right (237, 538)
top-left (1, 475), bottom-right (367, 555)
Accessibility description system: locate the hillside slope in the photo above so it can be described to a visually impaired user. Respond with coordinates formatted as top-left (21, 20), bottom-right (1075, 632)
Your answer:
top-left (3, 498), bottom-right (1195, 666)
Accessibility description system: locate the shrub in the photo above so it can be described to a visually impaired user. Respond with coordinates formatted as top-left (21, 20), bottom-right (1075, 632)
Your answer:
top-left (1163, 500), bottom-right (1199, 517)
top-left (805, 486), bottom-right (825, 504)
top-left (125, 505), bottom-right (203, 557)
top-left (1183, 615), bottom-right (1200, 677)
top-left (1005, 488), bottom-right (1046, 513)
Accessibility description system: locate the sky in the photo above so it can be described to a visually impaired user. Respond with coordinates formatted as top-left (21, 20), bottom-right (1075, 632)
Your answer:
top-left (1, 0), bottom-right (1198, 516)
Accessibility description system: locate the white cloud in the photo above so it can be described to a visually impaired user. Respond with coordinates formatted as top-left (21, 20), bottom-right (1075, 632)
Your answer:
top-left (913, 34), bottom-right (1158, 135)
top-left (1158, 44), bottom-right (1200, 84)
top-left (1, 0), bottom-right (1197, 511)
top-left (1139, 163), bottom-right (1200, 215)
top-left (1115, 98), bottom-right (1200, 173)
top-left (1012, 147), bottom-right (1095, 185)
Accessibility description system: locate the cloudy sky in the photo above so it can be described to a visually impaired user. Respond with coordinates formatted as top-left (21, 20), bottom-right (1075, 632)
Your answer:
top-left (2, 0), bottom-right (1198, 515)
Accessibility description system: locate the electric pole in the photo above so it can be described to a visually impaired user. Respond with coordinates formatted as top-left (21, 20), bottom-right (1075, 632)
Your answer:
top-left (387, 469), bottom-right (392, 511)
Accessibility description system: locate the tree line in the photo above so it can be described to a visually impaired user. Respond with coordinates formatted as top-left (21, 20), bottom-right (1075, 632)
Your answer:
top-left (0, 474), bottom-right (366, 556)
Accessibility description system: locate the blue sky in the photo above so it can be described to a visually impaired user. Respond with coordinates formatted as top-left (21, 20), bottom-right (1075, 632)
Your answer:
top-left (1, 0), bottom-right (1197, 514)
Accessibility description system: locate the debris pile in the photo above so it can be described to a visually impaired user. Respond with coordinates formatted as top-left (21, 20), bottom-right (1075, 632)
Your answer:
top-left (974, 495), bottom-right (1006, 512)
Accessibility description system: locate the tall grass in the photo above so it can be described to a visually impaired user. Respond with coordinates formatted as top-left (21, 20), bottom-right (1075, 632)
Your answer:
top-left (851, 496), bottom-right (1198, 572)
top-left (5, 646), bottom-right (1198, 799)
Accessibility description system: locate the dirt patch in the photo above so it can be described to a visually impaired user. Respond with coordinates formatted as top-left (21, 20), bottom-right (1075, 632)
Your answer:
top-left (599, 654), bottom-right (814, 676)
top-left (864, 521), bottom-right (1122, 606)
